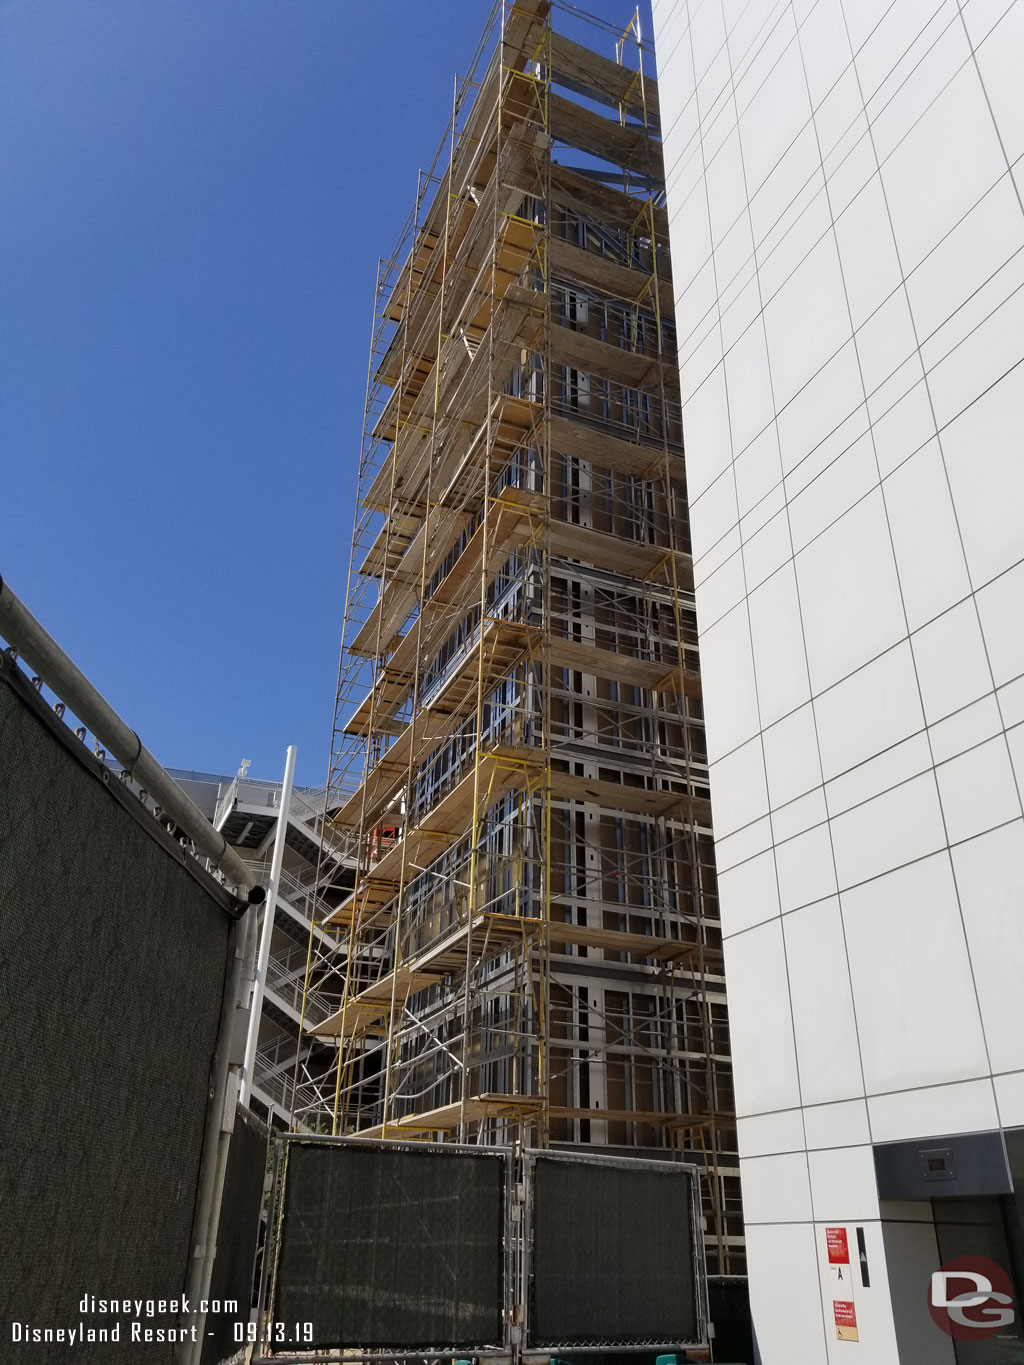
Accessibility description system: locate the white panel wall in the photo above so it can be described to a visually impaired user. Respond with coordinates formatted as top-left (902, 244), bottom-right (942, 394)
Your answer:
top-left (654, 0), bottom-right (1024, 1357)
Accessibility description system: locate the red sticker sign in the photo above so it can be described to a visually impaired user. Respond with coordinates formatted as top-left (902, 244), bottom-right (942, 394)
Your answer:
top-left (827, 1227), bottom-right (850, 1265)
top-left (834, 1300), bottom-right (858, 1341)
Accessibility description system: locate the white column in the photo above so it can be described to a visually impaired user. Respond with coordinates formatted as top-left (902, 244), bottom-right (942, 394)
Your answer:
top-left (239, 744), bottom-right (297, 1108)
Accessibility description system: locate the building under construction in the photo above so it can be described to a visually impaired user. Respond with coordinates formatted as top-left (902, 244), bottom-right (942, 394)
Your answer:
top-left (305, 0), bottom-right (742, 1280)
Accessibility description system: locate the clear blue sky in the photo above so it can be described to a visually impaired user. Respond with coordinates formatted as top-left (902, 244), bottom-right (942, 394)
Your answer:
top-left (1, 0), bottom-right (652, 788)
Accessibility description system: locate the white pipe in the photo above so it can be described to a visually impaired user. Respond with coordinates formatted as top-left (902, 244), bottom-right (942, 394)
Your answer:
top-left (0, 574), bottom-right (255, 893)
top-left (179, 907), bottom-right (256, 1365)
top-left (239, 744), bottom-right (297, 1107)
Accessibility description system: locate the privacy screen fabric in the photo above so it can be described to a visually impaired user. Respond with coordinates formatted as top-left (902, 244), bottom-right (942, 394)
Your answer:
top-left (0, 667), bottom-right (233, 1364)
top-left (530, 1157), bottom-right (697, 1346)
top-left (273, 1143), bottom-right (505, 1348)
top-left (201, 1109), bottom-right (268, 1364)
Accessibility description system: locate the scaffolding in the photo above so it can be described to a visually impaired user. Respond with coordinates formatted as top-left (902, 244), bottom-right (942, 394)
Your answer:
top-left (304, 0), bottom-right (743, 1276)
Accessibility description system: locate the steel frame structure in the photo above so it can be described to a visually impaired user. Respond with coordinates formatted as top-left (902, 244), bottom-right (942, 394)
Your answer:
top-left (301, 0), bottom-right (743, 1277)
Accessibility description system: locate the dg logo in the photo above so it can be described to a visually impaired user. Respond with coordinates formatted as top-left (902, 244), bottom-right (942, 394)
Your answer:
top-left (929, 1257), bottom-right (1016, 1341)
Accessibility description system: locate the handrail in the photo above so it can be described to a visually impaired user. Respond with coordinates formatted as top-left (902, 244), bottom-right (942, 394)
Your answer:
top-left (246, 859), bottom-right (341, 939)
top-left (214, 774), bottom-right (355, 863)
top-left (264, 955), bottom-right (334, 1024)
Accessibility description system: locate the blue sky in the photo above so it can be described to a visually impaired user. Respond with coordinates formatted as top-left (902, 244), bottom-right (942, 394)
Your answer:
top-left (1, 0), bottom-right (652, 788)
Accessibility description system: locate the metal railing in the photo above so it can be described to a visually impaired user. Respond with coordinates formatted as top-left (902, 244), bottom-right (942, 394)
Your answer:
top-left (246, 860), bottom-right (341, 941)
top-left (214, 776), bottom-right (356, 863)
top-left (264, 955), bottom-right (335, 1027)
top-left (253, 1044), bottom-right (334, 1131)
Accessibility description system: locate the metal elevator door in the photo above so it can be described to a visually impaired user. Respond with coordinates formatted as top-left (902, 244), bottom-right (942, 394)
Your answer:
top-left (933, 1196), bottom-right (1024, 1364)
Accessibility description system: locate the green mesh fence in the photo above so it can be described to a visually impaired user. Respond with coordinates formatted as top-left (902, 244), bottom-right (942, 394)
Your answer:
top-left (530, 1156), bottom-right (698, 1347)
top-left (272, 1142), bottom-right (505, 1350)
top-left (0, 664), bottom-right (233, 1364)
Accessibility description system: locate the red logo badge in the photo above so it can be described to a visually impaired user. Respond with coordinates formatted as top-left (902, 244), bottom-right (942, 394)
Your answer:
top-left (929, 1256), bottom-right (1015, 1340)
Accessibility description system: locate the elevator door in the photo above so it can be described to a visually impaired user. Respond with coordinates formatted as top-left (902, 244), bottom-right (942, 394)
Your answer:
top-left (933, 1196), bottom-right (1024, 1364)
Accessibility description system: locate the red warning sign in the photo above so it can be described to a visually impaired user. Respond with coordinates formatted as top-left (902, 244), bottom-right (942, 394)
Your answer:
top-left (827, 1227), bottom-right (850, 1265)
top-left (834, 1300), bottom-right (858, 1341)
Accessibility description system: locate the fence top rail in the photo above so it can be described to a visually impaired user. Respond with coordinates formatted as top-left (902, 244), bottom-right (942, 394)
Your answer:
top-left (0, 574), bottom-right (260, 899)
